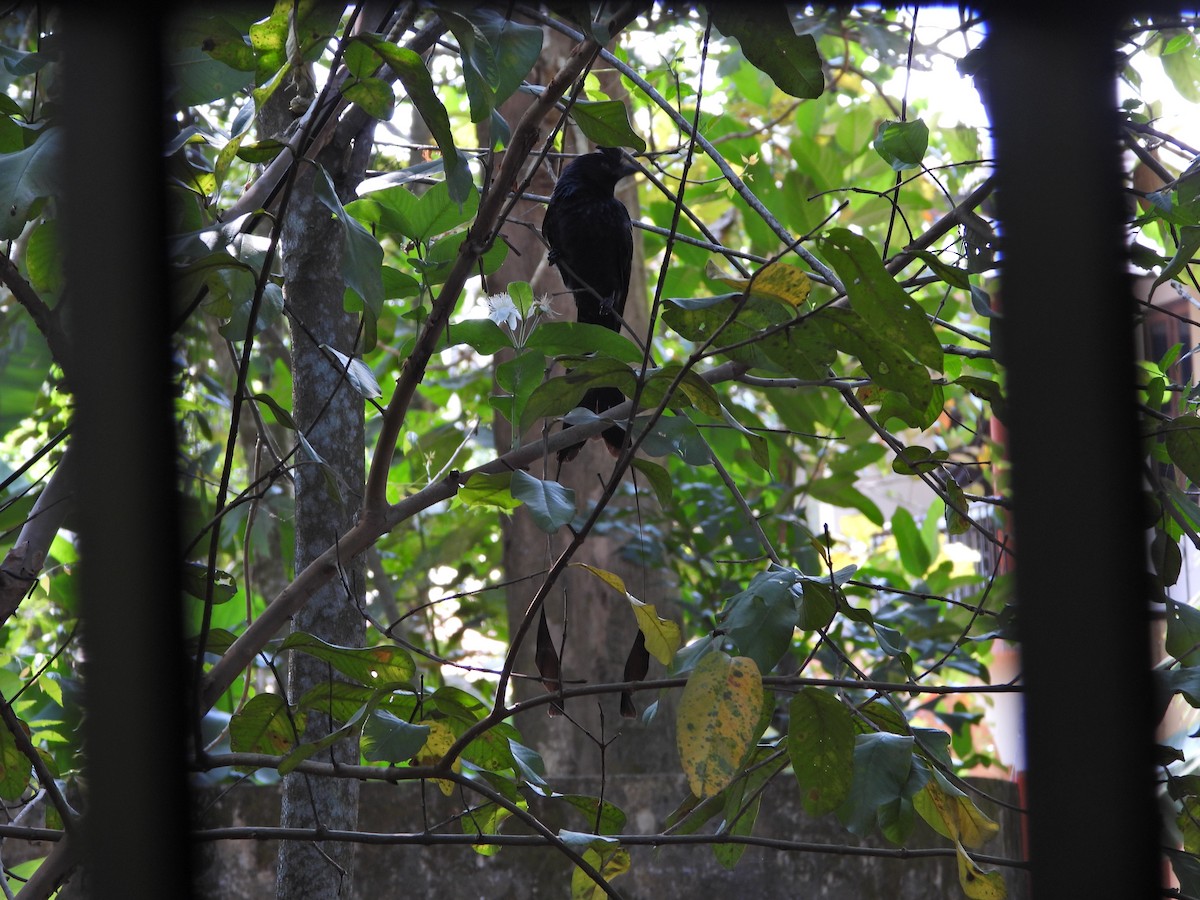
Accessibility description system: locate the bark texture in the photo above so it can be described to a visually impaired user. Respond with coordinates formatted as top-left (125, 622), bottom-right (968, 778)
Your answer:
top-left (273, 121), bottom-right (371, 900)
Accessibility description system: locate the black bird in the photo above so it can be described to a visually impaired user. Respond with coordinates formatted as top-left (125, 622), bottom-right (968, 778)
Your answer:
top-left (542, 147), bottom-right (639, 461)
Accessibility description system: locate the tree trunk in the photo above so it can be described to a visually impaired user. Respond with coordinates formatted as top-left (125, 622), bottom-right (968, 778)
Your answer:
top-left (272, 119), bottom-right (372, 898)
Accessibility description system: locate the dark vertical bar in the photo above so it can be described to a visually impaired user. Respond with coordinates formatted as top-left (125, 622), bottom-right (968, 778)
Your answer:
top-left (63, 8), bottom-right (191, 898)
top-left (988, 12), bottom-right (1159, 899)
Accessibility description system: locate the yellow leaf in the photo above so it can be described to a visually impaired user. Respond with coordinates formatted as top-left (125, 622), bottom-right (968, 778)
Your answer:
top-left (956, 841), bottom-right (1007, 899)
top-left (571, 848), bottom-right (631, 900)
top-left (954, 795), bottom-right (1000, 848)
top-left (919, 778), bottom-right (1000, 849)
top-left (576, 563), bottom-right (627, 594)
top-left (578, 564), bottom-right (682, 665)
top-left (707, 259), bottom-right (812, 307)
top-left (629, 599), bottom-right (682, 665)
top-left (676, 652), bottom-right (762, 798)
top-left (415, 720), bottom-right (460, 796)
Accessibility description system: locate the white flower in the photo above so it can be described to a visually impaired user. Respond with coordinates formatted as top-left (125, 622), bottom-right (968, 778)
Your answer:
top-left (530, 294), bottom-right (560, 318)
top-left (486, 292), bottom-right (520, 331)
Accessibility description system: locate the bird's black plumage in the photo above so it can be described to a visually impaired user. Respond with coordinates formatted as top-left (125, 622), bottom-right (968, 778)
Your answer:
top-left (543, 147), bottom-right (638, 460)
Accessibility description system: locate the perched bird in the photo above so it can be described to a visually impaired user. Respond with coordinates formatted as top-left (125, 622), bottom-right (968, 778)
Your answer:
top-left (542, 147), bottom-right (639, 461)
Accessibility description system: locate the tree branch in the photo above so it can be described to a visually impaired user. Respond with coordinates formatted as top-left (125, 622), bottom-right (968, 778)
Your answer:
top-left (0, 442), bottom-right (73, 625)
top-left (0, 254), bottom-right (70, 383)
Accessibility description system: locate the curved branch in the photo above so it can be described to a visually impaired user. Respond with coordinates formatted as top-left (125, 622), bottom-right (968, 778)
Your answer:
top-left (0, 441), bottom-right (73, 625)
top-left (0, 254), bottom-right (71, 384)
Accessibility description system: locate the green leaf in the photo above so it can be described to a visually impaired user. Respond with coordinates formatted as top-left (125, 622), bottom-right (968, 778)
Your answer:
top-left (721, 403), bottom-right (771, 472)
top-left (820, 228), bottom-right (943, 371)
top-left (1152, 527), bottom-right (1183, 587)
top-left (436, 318), bottom-right (512, 356)
top-left (353, 35), bottom-right (471, 203)
top-left (320, 345), bottom-right (382, 400)
top-left (721, 568), bottom-right (800, 674)
top-left (873, 119), bottom-right (929, 171)
top-left (437, 8), bottom-right (497, 122)
top-left (181, 561), bottom-right (238, 604)
top-left (708, 6), bottom-right (824, 99)
top-left (1167, 599), bottom-right (1200, 666)
top-left (644, 364), bottom-right (723, 417)
top-left (837, 732), bottom-right (914, 836)
top-left (891, 506), bottom-right (932, 577)
top-left (279, 632), bottom-right (415, 687)
top-left (569, 99), bottom-right (646, 152)
top-left (1166, 415), bottom-right (1200, 487)
top-left (807, 472), bottom-right (884, 526)
top-left (558, 793), bottom-right (627, 834)
top-left (664, 293), bottom-right (835, 379)
top-left (349, 178), bottom-right (479, 243)
top-left (510, 470), bottom-right (577, 533)
top-left (714, 746), bottom-right (772, 869)
top-left (25, 219), bottom-right (61, 295)
top-left (1152, 227), bottom-right (1200, 299)
top-left (526, 321), bottom-right (644, 364)
top-left (788, 688), bottom-right (855, 816)
top-left (511, 740), bottom-right (549, 787)
top-left (0, 722), bottom-right (31, 800)
top-left (796, 579), bottom-right (836, 630)
top-left (495, 349), bottom-right (546, 427)
top-left (822, 308), bottom-right (935, 419)
top-left (956, 375), bottom-right (1008, 423)
top-left (630, 458), bottom-right (673, 506)
top-left (571, 847), bottom-right (630, 899)
top-left (457, 472), bottom-right (521, 511)
top-left (912, 250), bottom-right (970, 290)
top-left (461, 801), bottom-right (511, 856)
top-left (342, 75), bottom-right (395, 119)
top-left (891, 445), bottom-right (950, 476)
top-left (343, 37), bottom-right (379, 79)
top-left (249, 392), bottom-right (298, 430)
top-left (466, 8), bottom-right (543, 109)
top-left (230, 693), bottom-right (300, 755)
top-left (520, 359), bottom-right (636, 432)
top-left (362, 709), bottom-right (430, 763)
top-left (638, 413), bottom-right (711, 465)
top-left (1161, 33), bottom-right (1200, 102)
top-left (0, 126), bottom-right (62, 240)
top-left (421, 229), bottom-right (507, 283)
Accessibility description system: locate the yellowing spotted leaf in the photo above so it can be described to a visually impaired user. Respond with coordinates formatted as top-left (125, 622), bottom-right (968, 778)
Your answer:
top-left (917, 775), bottom-right (1000, 849)
top-left (956, 840), bottom-right (1007, 899)
top-left (706, 259), bottom-right (812, 308)
top-left (415, 720), bottom-right (460, 796)
top-left (676, 651), bottom-right (762, 798)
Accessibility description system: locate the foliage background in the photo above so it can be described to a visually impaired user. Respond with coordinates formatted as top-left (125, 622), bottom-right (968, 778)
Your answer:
top-left (0, 3), bottom-right (1197, 897)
